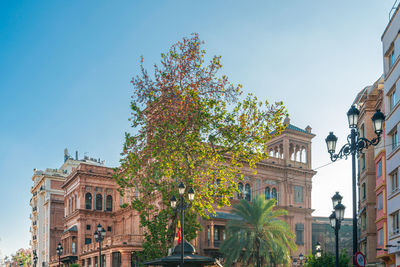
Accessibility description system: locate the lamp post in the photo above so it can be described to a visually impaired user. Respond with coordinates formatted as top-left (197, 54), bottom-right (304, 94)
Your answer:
top-left (94, 224), bottom-right (106, 267)
top-left (326, 106), bottom-right (384, 263)
top-left (170, 182), bottom-right (195, 267)
top-left (329, 192), bottom-right (346, 267)
top-left (33, 250), bottom-right (37, 267)
top-left (315, 242), bottom-right (322, 259)
top-left (56, 243), bottom-right (63, 267)
top-left (292, 254), bottom-right (305, 266)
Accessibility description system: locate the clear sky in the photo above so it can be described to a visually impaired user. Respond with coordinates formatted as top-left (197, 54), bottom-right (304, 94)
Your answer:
top-left (0, 0), bottom-right (395, 258)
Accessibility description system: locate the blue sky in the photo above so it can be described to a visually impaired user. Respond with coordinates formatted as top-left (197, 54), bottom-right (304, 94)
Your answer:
top-left (0, 0), bottom-right (395, 257)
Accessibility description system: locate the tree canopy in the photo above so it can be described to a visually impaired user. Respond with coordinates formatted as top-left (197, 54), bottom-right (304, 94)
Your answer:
top-left (114, 33), bottom-right (288, 260)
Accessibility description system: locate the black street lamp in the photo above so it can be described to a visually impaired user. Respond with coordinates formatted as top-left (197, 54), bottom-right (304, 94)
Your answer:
top-left (94, 224), bottom-right (106, 267)
top-left (315, 242), bottom-right (322, 259)
top-left (329, 192), bottom-right (346, 267)
top-left (56, 243), bottom-right (63, 267)
top-left (292, 254), bottom-right (305, 266)
top-left (170, 182), bottom-right (195, 267)
top-left (326, 106), bottom-right (384, 263)
top-left (33, 250), bottom-right (38, 267)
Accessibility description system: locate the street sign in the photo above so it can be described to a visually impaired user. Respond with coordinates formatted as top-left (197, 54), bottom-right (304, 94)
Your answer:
top-left (355, 252), bottom-right (366, 267)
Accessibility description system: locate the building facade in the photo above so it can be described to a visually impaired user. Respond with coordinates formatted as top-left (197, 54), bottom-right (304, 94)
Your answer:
top-left (382, 4), bottom-right (400, 266)
top-left (40, 120), bottom-right (315, 267)
top-left (48, 163), bottom-right (143, 267)
top-left (353, 77), bottom-right (385, 266)
top-left (197, 119), bottom-right (316, 262)
top-left (30, 150), bottom-right (104, 267)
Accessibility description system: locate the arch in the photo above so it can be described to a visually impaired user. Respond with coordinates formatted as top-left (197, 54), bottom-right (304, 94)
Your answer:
top-left (269, 149), bottom-right (274, 157)
top-left (301, 147), bottom-right (307, 163)
top-left (272, 188), bottom-right (278, 200)
top-left (295, 145), bottom-right (301, 161)
top-left (289, 144), bottom-right (295, 161)
top-left (106, 195), bottom-right (113, 211)
top-left (85, 193), bottom-right (92, 210)
top-left (96, 194), bottom-right (103, 211)
top-left (265, 187), bottom-right (271, 200)
top-left (245, 184), bottom-right (251, 201)
top-left (237, 183), bottom-right (244, 199)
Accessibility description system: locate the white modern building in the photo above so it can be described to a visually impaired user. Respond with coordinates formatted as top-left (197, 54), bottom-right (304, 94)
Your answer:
top-left (381, 3), bottom-right (400, 265)
top-left (30, 149), bottom-right (104, 267)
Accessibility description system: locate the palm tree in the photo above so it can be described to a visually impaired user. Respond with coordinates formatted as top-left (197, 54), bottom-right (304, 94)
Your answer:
top-left (220, 195), bottom-right (297, 267)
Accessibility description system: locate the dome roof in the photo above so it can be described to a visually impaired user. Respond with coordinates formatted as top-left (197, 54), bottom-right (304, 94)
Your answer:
top-left (172, 240), bottom-right (195, 255)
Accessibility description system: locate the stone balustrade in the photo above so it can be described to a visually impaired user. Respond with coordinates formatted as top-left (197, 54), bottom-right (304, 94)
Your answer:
top-left (82, 234), bottom-right (143, 253)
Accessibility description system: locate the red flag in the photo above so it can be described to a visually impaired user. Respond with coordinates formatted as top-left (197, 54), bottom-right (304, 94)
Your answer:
top-left (177, 220), bottom-right (181, 244)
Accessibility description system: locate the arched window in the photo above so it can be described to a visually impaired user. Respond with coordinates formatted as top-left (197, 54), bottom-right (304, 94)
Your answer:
top-left (272, 188), bottom-right (278, 200)
top-left (265, 187), bottom-right (271, 200)
top-left (237, 183), bottom-right (244, 199)
top-left (106, 195), bottom-right (113, 211)
top-left (245, 184), bottom-right (251, 201)
top-left (85, 193), bottom-right (92, 210)
top-left (96, 194), bottom-right (103, 211)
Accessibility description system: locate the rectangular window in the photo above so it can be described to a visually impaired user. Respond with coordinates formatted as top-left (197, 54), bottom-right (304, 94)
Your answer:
top-left (361, 154), bottom-right (366, 170)
top-left (85, 238), bottom-right (92, 244)
top-left (391, 170), bottom-right (399, 193)
top-left (360, 124), bottom-right (365, 138)
top-left (377, 160), bottom-right (382, 178)
top-left (392, 211), bottom-right (399, 235)
top-left (86, 225), bottom-right (91, 230)
top-left (378, 228), bottom-right (384, 246)
top-left (295, 224), bottom-right (304, 245)
top-left (362, 183), bottom-right (366, 200)
top-left (390, 49), bottom-right (396, 68)
top-left (392, 131), bottom-right (398, 150)
top-left (107, 226), bottom-right (112, 232)
top-left (361, 212), bottom-right (367, 230)
top-left (88, 258), bottom-right (91, 267)
top-left (378, 193), bottom-right (383, 210)
top-left (390, 89), bottom-right (397, 111)
top-left (294, 186), bottom-right (303, 203)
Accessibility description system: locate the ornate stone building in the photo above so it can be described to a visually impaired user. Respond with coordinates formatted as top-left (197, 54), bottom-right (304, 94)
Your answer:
top-left (43, 120), bottom-right (315, 267)
top-left (196, 119), bottom-right (316, 260)
top-left (49, 163), bottom-right (143, 267)
top-left (30, 149), bottom-right (104, 267)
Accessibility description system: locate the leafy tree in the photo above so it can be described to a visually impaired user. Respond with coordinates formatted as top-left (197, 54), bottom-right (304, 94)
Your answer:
top-left (115, 33), bottom-right (288, 260)
top-left (220, 196), bottom-right (296, 267)
top-left (11, 249), bottom-right (32, 267)
top-left (304, 249), bottom-right (351, 267)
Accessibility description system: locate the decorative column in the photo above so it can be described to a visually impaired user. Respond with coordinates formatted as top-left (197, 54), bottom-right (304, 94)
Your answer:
top-left (210, 221), bottom-right (214, 248)
top-left (105, 253), bottom-right (112, 267)
top-left (120, 251), bottom-right (131, 267)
